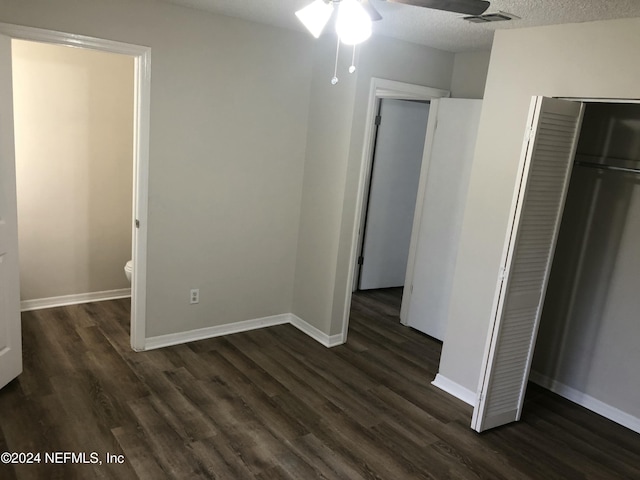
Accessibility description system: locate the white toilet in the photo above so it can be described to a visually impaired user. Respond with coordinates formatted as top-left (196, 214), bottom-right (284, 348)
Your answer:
top-left (124, 260), bottom-right (133, 283)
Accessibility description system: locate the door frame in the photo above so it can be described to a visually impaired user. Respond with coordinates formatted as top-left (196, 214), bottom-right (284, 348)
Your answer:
top-left (341, 78), bottom-right (449, 341)
top-left (0, 22), bottom-right (151, 351)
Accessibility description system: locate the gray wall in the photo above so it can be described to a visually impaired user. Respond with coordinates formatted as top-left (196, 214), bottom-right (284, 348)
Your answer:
top-left (438, 18), bottom-right (640, 395)
top-left (2, 0), bottom-right (313, 337)
top-left (532, 103), bottom-right (640, 420)
top-left (13, 40), bottom-right (133, 301)
top-left (290, 35), bottom-right (455, 334)
top-left (450, 51), bottom-right (491, 99)
top-left (292, 34), bottom-right (358, 333)
top-left (2, 0), bottom-right (458, 341)
top-left (330, 38), bottom-right (453, 336)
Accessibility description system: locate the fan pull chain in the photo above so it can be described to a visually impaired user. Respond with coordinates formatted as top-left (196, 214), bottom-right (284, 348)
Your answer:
top-left (349, 45), bottom-right (357, 73)
top-left (331, 35), bottom-right (340, 85)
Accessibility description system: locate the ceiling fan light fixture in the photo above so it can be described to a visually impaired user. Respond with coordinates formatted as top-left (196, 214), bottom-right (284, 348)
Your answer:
top-left (295, 0), bottom-right (335, 38)
top-left (336, 0), bottom-right (373, 45)
top-left (295, 0), bottom-right (374, 85)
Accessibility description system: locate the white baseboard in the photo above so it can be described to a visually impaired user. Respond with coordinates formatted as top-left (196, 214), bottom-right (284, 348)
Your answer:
top-left (144, 312), bottom-right (346, 351)
top-left (145, 314), bottom-right (291, 350)
top-left (529, 371), bottom-right (640, 434)
top-left (21, 288), bottom-right (131, 312)
top-left (432, 373), bottom-right (477, 406)
top-left (289, 314), bottom-right (345, 347)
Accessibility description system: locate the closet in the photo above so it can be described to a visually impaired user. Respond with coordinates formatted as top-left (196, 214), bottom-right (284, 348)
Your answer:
top-left (472, 97), bottom-right (640, 433)
top-left (531, 102), bottom-right (640, 430)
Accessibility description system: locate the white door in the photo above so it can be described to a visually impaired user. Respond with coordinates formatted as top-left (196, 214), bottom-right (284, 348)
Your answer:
top-left (472, 97), bottom-right (584, 432)
top-left (359, 99), bottom-right (430, 290)
top-left (0, 33), bottom-right (23, 390)
top-left (405, 98), bottom-right (482, 340)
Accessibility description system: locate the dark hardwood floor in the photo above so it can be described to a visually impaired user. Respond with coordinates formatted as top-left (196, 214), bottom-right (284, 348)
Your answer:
top-left (1, 288), bottom-right (639, 479)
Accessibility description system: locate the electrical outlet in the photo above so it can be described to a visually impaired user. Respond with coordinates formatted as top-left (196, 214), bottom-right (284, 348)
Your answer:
top-left (190, 288), bottom-right (199, 304)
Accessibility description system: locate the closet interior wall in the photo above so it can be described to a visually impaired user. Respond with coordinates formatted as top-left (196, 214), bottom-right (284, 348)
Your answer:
top-left (532, 103), bottom-right (640, 426)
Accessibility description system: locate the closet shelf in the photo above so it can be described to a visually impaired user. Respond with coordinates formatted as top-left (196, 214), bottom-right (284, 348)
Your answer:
top-left (574, 153), bottom-right (640, 175)
top-left (575, 152), bottom-right (640, 165)
top-left (575, 160), bottom-right (640, 175)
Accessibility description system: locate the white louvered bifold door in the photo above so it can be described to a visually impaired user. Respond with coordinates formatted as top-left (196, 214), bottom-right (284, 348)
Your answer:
top-left (471, 97), bottom-right (584, 432)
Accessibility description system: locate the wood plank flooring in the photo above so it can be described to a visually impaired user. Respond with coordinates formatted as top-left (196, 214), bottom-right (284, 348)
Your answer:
top-left (1, 288), bottom-right (638, 479)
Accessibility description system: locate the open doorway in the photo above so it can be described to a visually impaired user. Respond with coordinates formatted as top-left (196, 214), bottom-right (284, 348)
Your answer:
top-left (347, 79), bottom-right (483, 346)
top-left (340, 79), bottom-right (449, 342)
top-left (356, 98), bottom-right (430, 292)
top-left (13, 40), bottom-right (135, 313)
top-left (0, 23), bottom-right (150, 351)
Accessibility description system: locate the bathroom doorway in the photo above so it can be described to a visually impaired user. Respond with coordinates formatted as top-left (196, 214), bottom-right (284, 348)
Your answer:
top-left (13, 40), bottom-right (134, 310)
top-left (0, 23), bottom-right (150, 351)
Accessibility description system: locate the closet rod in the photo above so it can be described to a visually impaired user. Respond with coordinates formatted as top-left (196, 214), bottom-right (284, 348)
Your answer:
top-left (575, 160), bottom-right (640, 175)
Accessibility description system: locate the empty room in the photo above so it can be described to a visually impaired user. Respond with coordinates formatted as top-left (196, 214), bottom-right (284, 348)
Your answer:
top-left (1, 0), bottom-right (639, 478)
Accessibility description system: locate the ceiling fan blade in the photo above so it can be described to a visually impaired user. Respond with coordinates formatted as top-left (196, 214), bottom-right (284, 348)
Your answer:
top-left (387, 0), bottom-right (490, 15)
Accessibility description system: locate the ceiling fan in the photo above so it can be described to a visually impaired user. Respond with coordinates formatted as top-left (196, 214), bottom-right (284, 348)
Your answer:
top-left (385, 0), bottom-right (490, 15)
top-left (296, 0), bottom-right (490, 83)
top-left (296, 0), bottom-right (491, 42)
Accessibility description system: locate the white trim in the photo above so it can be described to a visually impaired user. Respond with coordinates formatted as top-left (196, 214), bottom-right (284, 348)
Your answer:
top-left (342, 77), bottom-right (450, 342)
top-left (0, 22), bottom-right (151, 352)
top-left (529, 371), bottom-right (640, 434)
top-left (0, 22), bottom-right (150, 55)
top-left (374, 78), bottom-right (450, 101)
top-left (432, 373), bottom-right (477, 406)
top-left (144, 313), bottom-right (346, 351)
top-left (145, 314), bottom-right (291, 350)
top-left (130, 39), bottom-right (151, 353)
top-left (560, 97), bottom-right (640, 104)
top-left (21, 289), bottom-right (131, 312)
top-left (289, 314), bottom-right (345, 347)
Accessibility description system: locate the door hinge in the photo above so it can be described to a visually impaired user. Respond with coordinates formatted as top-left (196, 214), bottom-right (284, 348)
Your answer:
top-left (375, 115), bottom-right (382, 126)
top-left (135, 219), bottom-right (140, 228)
top-left (498, 266), bottom-right (506, 280)
top-left (525, 127), bottom-right (534, 142)
top-left (357, 256), bottom-right (364, 266)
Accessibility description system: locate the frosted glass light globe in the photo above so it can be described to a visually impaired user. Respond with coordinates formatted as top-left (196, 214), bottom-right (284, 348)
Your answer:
top-left (336, 0), bottom-right (372, 45)
top-left (295, 0), bottom-right (334, 38)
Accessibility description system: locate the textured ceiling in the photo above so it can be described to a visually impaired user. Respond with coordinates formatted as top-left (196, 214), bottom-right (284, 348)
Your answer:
top-left (162, 0), bottom-right (640, 52)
